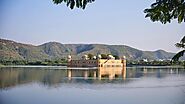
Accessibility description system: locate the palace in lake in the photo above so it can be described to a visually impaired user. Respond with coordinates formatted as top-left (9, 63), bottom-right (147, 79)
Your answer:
top-left (67, 54), bottom-right (126, 79)
top-left (67, 54), bottom-right (126, 68)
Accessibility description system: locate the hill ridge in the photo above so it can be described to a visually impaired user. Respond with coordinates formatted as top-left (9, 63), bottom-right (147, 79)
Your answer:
top-left (0, 38), bottom-right (177, 61)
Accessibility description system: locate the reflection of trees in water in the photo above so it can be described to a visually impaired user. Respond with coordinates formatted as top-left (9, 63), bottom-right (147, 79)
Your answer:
top-left (0, 67), bottom-right (67, 89)
top-left (41, 70), bottom-right (66, 86)
top-left (0, 67), bottom-right (20, 89)
top-left (0, 67), bottom-right (184, 89)
top-left (127, 67), bottom-right (185, 79)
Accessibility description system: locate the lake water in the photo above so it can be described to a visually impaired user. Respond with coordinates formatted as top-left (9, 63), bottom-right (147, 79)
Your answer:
top-left (0, 66), bottom-right (185, 104)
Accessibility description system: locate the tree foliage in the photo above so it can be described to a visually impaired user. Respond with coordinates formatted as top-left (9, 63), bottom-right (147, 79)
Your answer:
top-left (144, 0), bottom-right (185, 24)
top-left (52, 0), bottom-right (185, 24)
top-left (113, 55), bottom-right (119, 59)
top-left (172, 36), bottom-right (185, 61)
top-left (101, 54), bottom-right (108, 59)
top-left (53, 0), bottom-right (95, 9)
top-left (144, 0), bottom-right (185, 61)
top-left (87, 53), bottom-right (94, 59)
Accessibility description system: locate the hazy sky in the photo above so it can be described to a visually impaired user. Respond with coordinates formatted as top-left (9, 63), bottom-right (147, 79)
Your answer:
top-left (0, 0), bottom-right (184, 53)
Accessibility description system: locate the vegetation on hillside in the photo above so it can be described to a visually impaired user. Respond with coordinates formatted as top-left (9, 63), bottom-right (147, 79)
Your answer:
top-left (0, 39), bottom-right (177, 63)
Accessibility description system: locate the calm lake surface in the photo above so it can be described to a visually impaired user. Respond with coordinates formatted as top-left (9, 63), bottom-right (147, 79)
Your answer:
top-left (0, 66), bottom-right (185, 104)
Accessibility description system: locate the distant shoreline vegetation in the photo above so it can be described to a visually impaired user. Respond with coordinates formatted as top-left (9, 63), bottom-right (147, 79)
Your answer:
top-left (0, 58), bottom-right (184, 67)
top-left (0, 59), bottom-right (68, 66)
top-left (127, 60), bottom-right (185, 67)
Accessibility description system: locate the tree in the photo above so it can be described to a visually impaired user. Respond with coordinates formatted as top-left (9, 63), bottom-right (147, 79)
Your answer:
top-left (101, 54), bottom-right (108, 59)
top-left (87, 53), bottom-right (93, 59)
top-left (113, 55), bottom-right (119, 59)
top-left (144, 0), bottom-right (185, 24)
top-left (52, 0), bottom-right (185, 23)
top-left (53, 0), bottom-right (95, 9)
top-left (172, 36), bottom-right (185, 61)
top-left (144, 0), bottom-right (185, 61)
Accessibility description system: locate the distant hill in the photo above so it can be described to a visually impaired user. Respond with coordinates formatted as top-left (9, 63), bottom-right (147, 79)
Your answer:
top-left (0, 38), bottom-right (179, 61)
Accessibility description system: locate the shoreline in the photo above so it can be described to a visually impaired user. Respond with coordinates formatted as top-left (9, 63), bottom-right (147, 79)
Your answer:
top-left (0, 65), bottom-right (184, 69)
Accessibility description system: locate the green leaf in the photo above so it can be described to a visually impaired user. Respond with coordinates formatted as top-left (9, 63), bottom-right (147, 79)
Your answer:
top-left (178, 12), bottom-right (184, 23)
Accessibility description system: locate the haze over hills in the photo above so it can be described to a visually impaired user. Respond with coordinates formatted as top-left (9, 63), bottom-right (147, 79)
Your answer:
top-left (0, 38), bottom-right (178, 61)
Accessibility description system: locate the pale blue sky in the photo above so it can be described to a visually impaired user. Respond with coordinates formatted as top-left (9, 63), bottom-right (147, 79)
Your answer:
top-left (0, 0), bottom-right (184, 52)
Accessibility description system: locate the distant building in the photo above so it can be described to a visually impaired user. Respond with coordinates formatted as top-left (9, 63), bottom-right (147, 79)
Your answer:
top-left (158, 59), bottom-right (164, 62)
top-left (140, 59), bottom-right (148, 62)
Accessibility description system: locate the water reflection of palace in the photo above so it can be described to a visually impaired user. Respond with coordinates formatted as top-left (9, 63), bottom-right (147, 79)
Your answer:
top-left (67, 67), bottom-right (127, 80)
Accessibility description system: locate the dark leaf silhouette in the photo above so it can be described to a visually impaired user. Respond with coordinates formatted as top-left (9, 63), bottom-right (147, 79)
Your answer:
top-left (172, 50), bottom-right (185, 61)
top-left (53, 0), bottom-right (95, 9)
top-left (172, 36), bottom-right (185, 61)
top-left (144, 0), bottom-right (185, 24)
